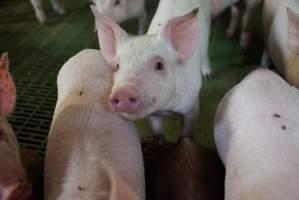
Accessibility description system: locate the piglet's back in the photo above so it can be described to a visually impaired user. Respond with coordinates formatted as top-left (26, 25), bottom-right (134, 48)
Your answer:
top-left (45, 49), bottom-right (145, 200)
top-left (214, 68), bottom-right (299, 199)
top-left (54, 49), bottom-right (113, 111)
top-left (215, 68), bottom-right (299, 163)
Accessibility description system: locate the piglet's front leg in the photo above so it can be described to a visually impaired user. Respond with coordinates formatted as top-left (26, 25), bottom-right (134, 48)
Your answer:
top-left (226, 5), bottom-right (240, 38)
top-left (181, 100), bottom-right (199, 139)
top-left (240, 0), bottom-right (261, 51)
top-left (30, 0), bottom-right (47, 24)
top-left (149, 115), bottom-right (164, 136)
top-left (49, 0), bottom-right (65, 15)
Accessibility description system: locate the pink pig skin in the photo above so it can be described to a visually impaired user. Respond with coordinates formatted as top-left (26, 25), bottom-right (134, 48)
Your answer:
top-left (0, 52), bottom-right (32, 200)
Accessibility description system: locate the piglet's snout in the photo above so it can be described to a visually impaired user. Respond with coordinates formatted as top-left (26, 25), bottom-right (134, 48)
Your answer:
top-left (109, 87), bottom-right (141, 113)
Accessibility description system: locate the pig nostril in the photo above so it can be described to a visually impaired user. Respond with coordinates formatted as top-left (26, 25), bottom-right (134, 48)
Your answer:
top-left (129, 97), bottom-right (137, 104)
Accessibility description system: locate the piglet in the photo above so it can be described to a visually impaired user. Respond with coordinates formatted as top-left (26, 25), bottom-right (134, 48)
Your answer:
top-left (263, 0), bottom-right (299, 88)
top-left (92, 0), bottom-right (211, 137)
top-left (30, 0), bottom-right (65, 24)
top-left (44, 49), bottom-right (145, 200)
top-left (143, 136), bottom-right (225, 200)
top-left (214, 68), bottom-right (299, 199)
top-left (210, 0), bottom-right (262, 51)
top-left (0, 52), bottom-right (32, 200)
top-left (209, 0), bottom-right (238, 18)
top-left (91, 0), bottom-right (147, 34)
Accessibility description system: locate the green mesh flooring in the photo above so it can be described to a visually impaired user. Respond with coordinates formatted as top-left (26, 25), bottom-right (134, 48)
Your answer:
top-left (0, 0), bottom-right (263, 156)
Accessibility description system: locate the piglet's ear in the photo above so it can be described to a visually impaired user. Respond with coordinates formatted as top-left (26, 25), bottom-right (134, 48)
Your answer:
top-left (161, 8), bottom-right (200, 60)
top-left (91, 6), bottom-right (128, 65)
top-left (0, 52), bottom-right (16, 116)
top-left (101, 162), bottom-right (140, 200)
top-left (287, 8), bottom-right (299, 54)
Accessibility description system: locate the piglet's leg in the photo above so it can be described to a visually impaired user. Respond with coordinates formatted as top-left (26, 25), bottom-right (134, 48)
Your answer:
top-left (201, 58), bottom-right (212, 79)
top-left (49, 0), bottom-right (65, 15)
top-left (149, 115), bottom-right (164, 136)
top-left (181, 100), bottom-right (199, 139)
top-left (261, 50), bottom-right (270, 67)
top-left (226, 5), bottom-right (240, 38)
top-left (240, 1), bottom-right (259, 51)
top-left (30, 0), bottom-right (47, 24)
top-left (138, 11), bottom-right (147, 34)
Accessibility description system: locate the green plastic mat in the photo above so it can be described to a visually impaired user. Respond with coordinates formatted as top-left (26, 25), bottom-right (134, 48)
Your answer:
top-left (0, 0), bottom-right (263, 156)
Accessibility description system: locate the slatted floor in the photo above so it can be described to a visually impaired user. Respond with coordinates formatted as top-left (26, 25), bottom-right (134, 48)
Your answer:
top-left (0, 0), bottom-right (263, 156)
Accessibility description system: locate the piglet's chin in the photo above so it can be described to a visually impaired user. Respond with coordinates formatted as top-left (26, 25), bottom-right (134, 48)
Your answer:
top-left (120, 108), bottom-right (153, 120)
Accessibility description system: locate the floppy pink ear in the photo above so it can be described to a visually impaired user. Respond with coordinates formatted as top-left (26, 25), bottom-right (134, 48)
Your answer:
top-left (161, 8), bottom-right (200, 60)
top-left (287, 8), bottom-right (299, 54)
top-left (0, 52), bottom-right (16, 116)
top-left (91, 6), bottom-right (128, 65)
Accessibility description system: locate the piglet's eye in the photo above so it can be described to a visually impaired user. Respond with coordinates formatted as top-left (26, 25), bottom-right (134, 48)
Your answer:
top-left (114, 0), bottom-right (120, 6)
top-left (155, 62), bottom-right (165, 71)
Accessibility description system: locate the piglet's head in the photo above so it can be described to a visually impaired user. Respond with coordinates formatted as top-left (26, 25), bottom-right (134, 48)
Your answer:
top-left (93, 7), bottom-right (200, 119)
top-left (93, 0), bottom-right (130, 23)
top-left (0, 53), bottom-right (31, 200)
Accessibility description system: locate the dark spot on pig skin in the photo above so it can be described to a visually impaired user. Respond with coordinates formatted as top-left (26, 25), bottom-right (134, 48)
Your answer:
top-left (152, 97), bottom-right (156, 104)
top-left (158, 23), bottom-right (162, 26)
top-left (78, 186), bottom-right (84, 191)
top-left (281, 125), bottom-right (286, 130)
top-left (143, 136), bottom-right (225, 200)
top-left (273, 113), bottom-right (281, 118)
top-left (79, 90), bottom-right (83, 96)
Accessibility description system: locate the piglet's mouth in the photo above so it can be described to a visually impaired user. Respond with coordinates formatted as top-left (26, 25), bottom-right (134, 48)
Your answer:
top-left (119, 102), bottom-right (158, 120)
top-left (120, 111), bottom-right (148, 121)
